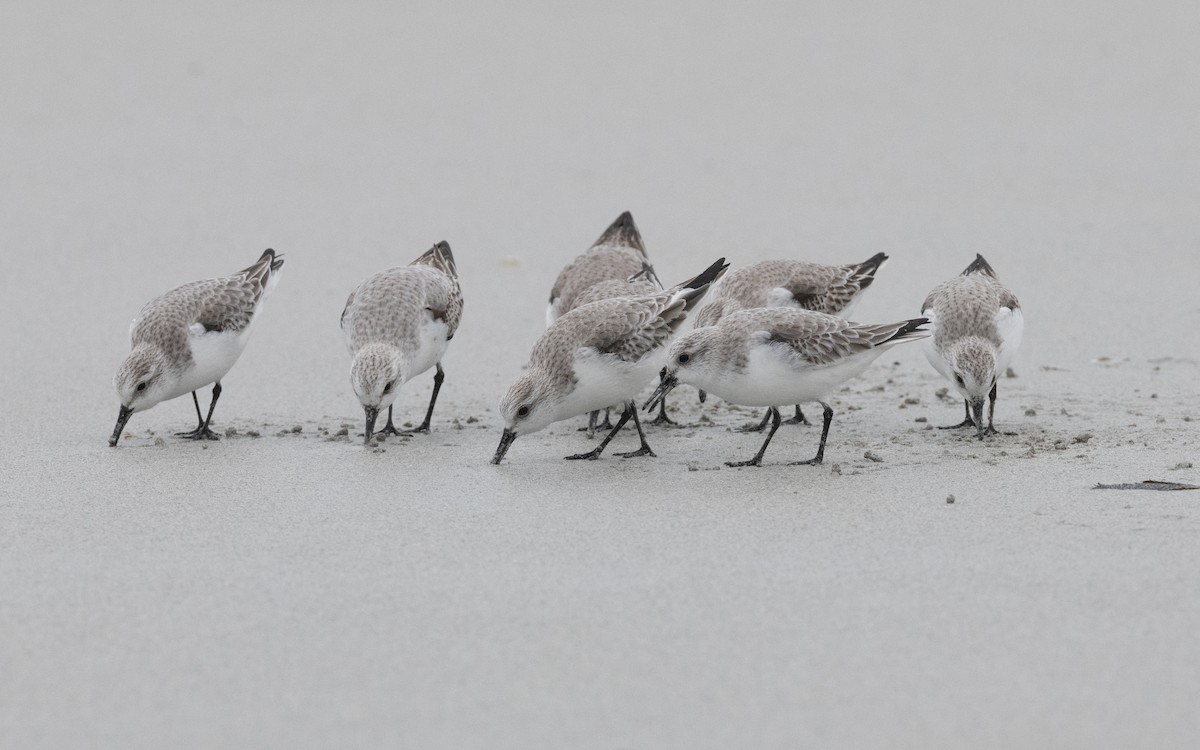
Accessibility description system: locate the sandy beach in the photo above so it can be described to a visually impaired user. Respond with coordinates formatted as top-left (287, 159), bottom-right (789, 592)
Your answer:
top-left (3, 1), bottom-right (1199, 747)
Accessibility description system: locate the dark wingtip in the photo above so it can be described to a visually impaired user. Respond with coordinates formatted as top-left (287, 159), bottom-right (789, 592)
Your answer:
top-left (848, 252), bottom-right (888, 289)
top-left (268, 248), bottom-right (285, 271)
top-left (593, 211), bottom-right (645, 253)
top-left (413, 241), bottom-right (457, 276)
top-left (962, 253), bottom-right (996, 278)
top-left (857, 251), bottom-right (889, 273)
top-left (893, 317), bottom-right (930, 340)
top-left (687, 257), bottom-right (729, 290)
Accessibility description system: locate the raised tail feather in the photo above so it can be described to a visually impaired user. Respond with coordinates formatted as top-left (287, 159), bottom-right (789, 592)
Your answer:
top-left (850, 252), bottom-right (888, 283)
top-left (593, 210), bottom-right (647, 255)
top-left (889, 317), bottom-right (930, 343)
top-left (671, 257), bottom-right (729, 311)
top-left (242, 248), bottom-right (284, 279)
top-left (961, 253), bottom-right (996, 278)
top-left (413, 241), bottom-right (457, 277)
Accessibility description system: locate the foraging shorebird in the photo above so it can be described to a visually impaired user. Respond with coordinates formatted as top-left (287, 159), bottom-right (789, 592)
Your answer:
top-left (492, 258), bottom-right (727, 464)
top-left (109, 249), bottom-right (284, 446)
top-left (646, 308), bottom-right (928, 467)
top-left (693, 253), bottom-right (889, 429)
top-left (341, 242), bottom-right (463, 445)
top-left (921, 254), bottom-right (1023, 439)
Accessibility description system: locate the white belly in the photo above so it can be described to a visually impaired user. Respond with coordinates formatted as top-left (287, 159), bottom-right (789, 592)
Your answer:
top-left (558, 349), bottom-right (663, 418)
top-left (696, 346), bottom-right (884, 407)
top-left (173, 328), bottom-right (251, 398)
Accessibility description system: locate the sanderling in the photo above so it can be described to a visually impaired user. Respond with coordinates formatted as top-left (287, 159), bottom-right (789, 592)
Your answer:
top-left (341, 242), bottom-right (463, 445)
top-left (921, 254), bottom-right (1023, 439)
top-left (693, 253), bottom-right (889, 428)
top-left (109, 249), bottom-right (284, 446)
top-left (561, 269), bottom-right (660, 436)
top-left (645, 308), bottom-right (928, 467)
top-left (491, 258), bottom-right (728, 465)
top-left (546, 211), bottom-right (674, 428)
top-left (546, 210), bottom-right (660, 326)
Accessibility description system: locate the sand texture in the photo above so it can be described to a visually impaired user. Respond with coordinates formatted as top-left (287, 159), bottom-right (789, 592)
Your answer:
top-left (3, 2), bottom-right (1199, 748)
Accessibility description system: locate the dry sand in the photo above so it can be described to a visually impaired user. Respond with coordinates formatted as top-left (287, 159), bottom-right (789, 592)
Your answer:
top-left (3, 1), bottom-right (1199, 747)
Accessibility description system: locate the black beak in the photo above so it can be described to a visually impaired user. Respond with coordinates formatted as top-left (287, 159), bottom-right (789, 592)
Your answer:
top-left (643, 373), bottom-right (679, 412)
top-left (491, 428), bottom-right (517, 464)
top-left (363, 405), bottom-right (379, 445)
top-left (108, 405), bottom-right (133, 447)
top-left (698, 389), bottom-right (707, 404)
top-left (971, 400), bottom-right (985, 440)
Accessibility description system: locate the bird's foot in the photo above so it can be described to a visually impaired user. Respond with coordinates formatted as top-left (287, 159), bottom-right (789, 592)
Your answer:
top-left (564, 448), bottom-right (604, 461)
top-left (648, 412), bottom-right (679, 427)
top-left (938, 418), bottom-right (976, 430)
top-left (787, 457), bottom-right (823, 466)
top-left (724, 457), bottom-right (764, 468)
top-left (176, 426), bottom-right (220, 441)
top-left (615, 446), bottom-right (656, 459)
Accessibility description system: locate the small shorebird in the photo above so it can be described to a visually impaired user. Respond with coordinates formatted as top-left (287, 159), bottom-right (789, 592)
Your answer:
top-left (693, 253), bottom-right (889, 429)
top-left (546, 211), bottom-right (660, 325)
top-left (341, 242), bottom-right (463, 445)
top-left (492, 258), bottom-right (727, 465)
top-left (646, 308), bottom-right (928, 467)
top-left (109, 249), bottom-right (284, 446)
top-left (546, 210), bottom-right (676, 428)
top-left (921, 254), bottom-right (1023, 439)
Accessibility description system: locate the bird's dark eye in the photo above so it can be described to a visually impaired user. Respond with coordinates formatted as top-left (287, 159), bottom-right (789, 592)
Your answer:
top-left (136, 382), bottom-right (147, 392)
top-left (383, 380), bottom-right (395, 394)
top-left (954, 374), bottom-right (964, 386)
top-left (678, 353), bottom-right (691, 364)
top-left (517, 405), bottom-right (530, 417)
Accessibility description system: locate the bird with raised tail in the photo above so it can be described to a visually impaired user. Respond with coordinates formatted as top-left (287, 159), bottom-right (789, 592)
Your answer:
top-left (341, 242), bottom-right (463, 445)
top-left (546, 211), bottom-right (679, 430)
top-left (492, 258), bottom-right (728, 465)
top-left (645, 308), bottom-right (928, 467)
top-left (921, 254), bottom-right (1023, 439)
top-left (546, 210), bottom-right (660, 326)
top-left (109, 249), bottom-right (284, 446)
top-left (692, 252), bottom-right (890, 429)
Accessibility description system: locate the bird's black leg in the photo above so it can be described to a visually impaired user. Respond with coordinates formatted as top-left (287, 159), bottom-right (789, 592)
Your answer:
top-left (648, 368), bottom-right (678, 426)
top-left (578, 409), bottom-right (606, 438)
top-left (403, 363), bottom-right (444, 435)
top-left (738, 409), bottom-right (773, 433)
top-left (727, 407), bottom-right (782, 467)
top-left (177, 382), bottom-right (222, 440)
top-left (566, 403), bottom-right (634, 460)
top-left (939, 399), bottom-right (976, 430)
top-left (615, 401), bottom-right (656, 458)
top-left (376, 406), bottom-right (403, 437)
top-left (983, 381), bottom-right (1011, 436)
top-left (190, 391), bottom-right (204, 428)
top-left (784, 405), bottom-right (810, 425)
top-left (790, 402), bottom-right (833, 465)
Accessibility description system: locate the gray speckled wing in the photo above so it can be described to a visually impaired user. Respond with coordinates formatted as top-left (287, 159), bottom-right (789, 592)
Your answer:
top-left (923, 274), bottom-right (1018, 347)
top-left (341, 243), bottom-right (463, 351)
top-left (569, 276), bottom-right (659, 309)
top-left (411, 242), bottom-right (463, 339)
top-left (727, 308), bottom-right (922, 367)
top-left (531, 293), bottom-right (685, 384)
top-left (701, 255), bottom-right (885, 324)
top-left (549, 246), bottom-right (648, 313)
top-left (341, 266), bottom-right (457, 352)
top-left (130, 249), bottom-right (282, 369)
